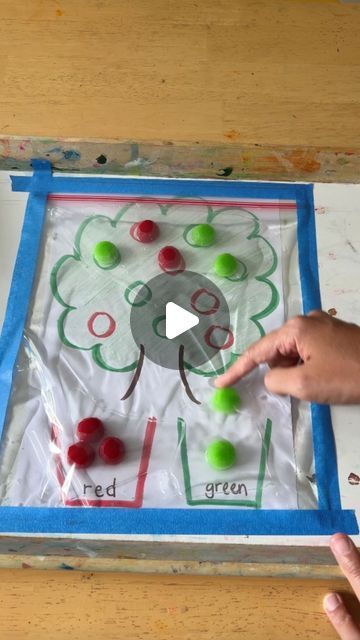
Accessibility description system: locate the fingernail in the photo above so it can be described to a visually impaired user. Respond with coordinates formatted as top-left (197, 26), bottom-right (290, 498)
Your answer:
top-left (324, 593), bottom-right (342, 612)
top-left (331, 535), bottom-right (353, 556)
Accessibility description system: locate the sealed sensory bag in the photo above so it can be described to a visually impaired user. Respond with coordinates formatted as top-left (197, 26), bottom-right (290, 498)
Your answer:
top-left (0, 160), bottom-right (357, 535)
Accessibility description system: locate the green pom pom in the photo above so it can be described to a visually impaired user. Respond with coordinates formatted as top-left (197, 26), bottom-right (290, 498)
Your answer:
top-left (93, 241), bottom-right (120, 269)
top-left (206, 439), bottom-right (236, 470)
top-left (214, 253), bottom-right (237, 277)
top-left (211, 387), bottom-right (241, 414)
top-left (191, 223), bottom-right (216, 247)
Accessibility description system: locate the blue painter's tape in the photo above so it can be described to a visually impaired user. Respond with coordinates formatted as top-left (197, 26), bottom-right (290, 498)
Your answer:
top-left (0, 188), bottom-right (48, 440)
top-left (295, 185), bottom-right (342, 512)
top-left (11, 164), bottom-right (307, 200)
top-left (0, 506), bottom-right (357, 535)
top-left (311, 403), bottom-right (341, 511)
top-left (0, 160), bottom-right (356, 536)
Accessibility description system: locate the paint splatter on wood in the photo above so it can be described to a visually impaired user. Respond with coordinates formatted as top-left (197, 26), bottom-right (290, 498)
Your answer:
top-left (348, 472), bottom-right (360, 485)
top-left (1, 136), bottom-right (360, 183)
top-left (63, 149), bottom-right (80, 161)
top-left (285, 149), bottom-right (321, 174)
top-left (216, 167), bottom-right (233, 177)
top-left (224, 130), bottom-right (241, 141)
top-left (59, 562), bottom-right (75, 570)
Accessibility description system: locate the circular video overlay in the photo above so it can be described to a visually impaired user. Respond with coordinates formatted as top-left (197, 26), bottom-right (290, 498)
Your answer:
top-left (130, 270), bottom-right (231, 371)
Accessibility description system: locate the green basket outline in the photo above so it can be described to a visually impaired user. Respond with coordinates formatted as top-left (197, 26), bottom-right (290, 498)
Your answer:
top-left (177, 416), bottom-right (272, 508)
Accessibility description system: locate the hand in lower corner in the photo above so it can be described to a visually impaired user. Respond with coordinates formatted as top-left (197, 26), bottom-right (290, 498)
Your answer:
top-left (324, 534), bottom-right (360, 639)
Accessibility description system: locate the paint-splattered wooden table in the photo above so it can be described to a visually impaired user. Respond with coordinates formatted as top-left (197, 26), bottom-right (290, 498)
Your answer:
top-left (0, 0), bottom-right (360, 183)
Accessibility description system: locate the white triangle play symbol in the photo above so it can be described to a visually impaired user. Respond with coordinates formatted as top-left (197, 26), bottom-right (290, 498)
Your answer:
top-left (165, 302), bottom-right (199, 340)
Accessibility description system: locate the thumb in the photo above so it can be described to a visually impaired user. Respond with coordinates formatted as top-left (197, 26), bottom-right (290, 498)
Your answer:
top-left (264, 365), bottom-right (311, 400)
top-left (323, 592), bottom-right (360, 640)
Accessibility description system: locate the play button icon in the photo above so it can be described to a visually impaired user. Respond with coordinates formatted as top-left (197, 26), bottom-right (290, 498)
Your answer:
top-left (130, 270), bottom-right (231, 371)
top-left (165, 302), bottom-right (199, 340)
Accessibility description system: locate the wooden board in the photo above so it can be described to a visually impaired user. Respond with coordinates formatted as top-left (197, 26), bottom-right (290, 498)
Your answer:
top-left (0, 539), bottom-right (346, 579)
top-left (1, 135), bottom-right (360, 182)
top-left (0, 568), bottom-right (359, 639)
top-left (0, 0), bottom-right (360, 147)
top-left (0, 0), bottom-right (360, 181)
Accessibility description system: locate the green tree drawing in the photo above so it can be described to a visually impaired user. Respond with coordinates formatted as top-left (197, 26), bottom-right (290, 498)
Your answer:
top-left (51, 201), bottom-right (279, 402)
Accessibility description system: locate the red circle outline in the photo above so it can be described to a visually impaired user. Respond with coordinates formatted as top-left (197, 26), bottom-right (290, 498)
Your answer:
top-left (204, 325), bottom-right (234, 350)
top-left (87, 312), bottom-right (116, 338)
top-left (190, 288), bottom-right (220, 316)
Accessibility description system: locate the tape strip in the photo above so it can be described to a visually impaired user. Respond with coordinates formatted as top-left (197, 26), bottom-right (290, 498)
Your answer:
top-left (12, 164), bottom-right (310, 201)
top-left (0, 506), bottom-right (357, 535)
top-left (296, 186), bottom-right (341, 511)
top-left (0, 162), bottom-right (50, 439)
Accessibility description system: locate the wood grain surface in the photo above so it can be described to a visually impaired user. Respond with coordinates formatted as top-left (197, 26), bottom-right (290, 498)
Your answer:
top-left (0, 0), bottom-right (359, 147)
top-left (0, 569), bottom-right (358, 640)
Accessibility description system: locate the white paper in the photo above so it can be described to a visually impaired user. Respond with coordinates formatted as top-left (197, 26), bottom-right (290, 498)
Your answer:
top-left (0, 194), bottom-right (302, 510)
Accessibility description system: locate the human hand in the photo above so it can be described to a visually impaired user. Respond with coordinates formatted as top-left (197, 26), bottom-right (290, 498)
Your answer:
top-left (324, 534), bottom-right (360, 639)
top-left (215, 311), bottom-right (360, 404)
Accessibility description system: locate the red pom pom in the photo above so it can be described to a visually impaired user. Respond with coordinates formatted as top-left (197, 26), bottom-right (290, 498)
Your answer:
top-left (76, 417), bottom-right (105, 443)
top-left (135, 219), bottom-right (159, 243)
top-left (99, 437), bottom-right (126, 465)
top-left (67, 443), bottom-right (95, 469)
top-left (158, 246), bottom-right (183, 272)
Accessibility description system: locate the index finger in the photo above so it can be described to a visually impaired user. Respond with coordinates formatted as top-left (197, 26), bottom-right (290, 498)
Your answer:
top-left (215, 328), bottom-right (282, 388)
